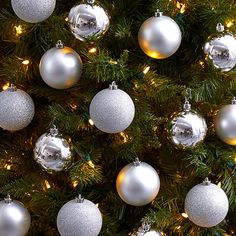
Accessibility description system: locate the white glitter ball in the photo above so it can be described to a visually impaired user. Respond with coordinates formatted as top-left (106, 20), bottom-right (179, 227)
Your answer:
top-left (11, 0), bottom-right (56, 23)
top-left (0, 89), bottom-right (35, 131)
top-left (185, 182), bottom-right (229, 227)
top-left (57, 198), bottom-right (102, 236)
top-left (89, 83), bottom-right (135, 133)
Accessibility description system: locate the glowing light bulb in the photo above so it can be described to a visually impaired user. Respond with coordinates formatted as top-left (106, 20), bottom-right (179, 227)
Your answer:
top-left (44, 180), bottom-right (51, 189)
top-left (143, 66), bottom-right (150, 74)
top-left (14, 25), bottom-right (23, 36)
top-left (72, 180), bottom-right (79, 188)
top-left (88, 160), bottom-right (95, 168)
top-left (89, 47), bottom-right (97, 53)
top-left (89, 119), bottom-right (94, 126)
top-left (226, 20), bottom-right (234, 28)
top-left (22, 60), bottom-right (30, 65)
top-left (2, 83), bottom-right (10, 90)
top-left (181, 212), bottom-right (188, 218)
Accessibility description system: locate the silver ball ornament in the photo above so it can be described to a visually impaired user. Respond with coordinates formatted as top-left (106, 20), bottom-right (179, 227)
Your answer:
top-left (89, 81), bottom-right (135, 134)
top-left (116, 159), bottom-right (160, 206)
top-left (39, 41), bottom-right (83, 89)
top-left (68, 0), bottom-right (110, 41)
top-left (166, 100), bottom-right (207, 149)
top-left (34, 126), bottom-right (72, 174)
top-left (214, 97), bottom-right (236, 145)
top-left (138, 10), bottom-right (182, 59)
top-left (0, 86), bottom-right (35, 131)
top-left (185, 178), bottom-right (229, 228)
top-left (0, 195), bottom-right (31, 236)
top-left (204, 23), bottom-right (236, 72)
top-left (144, 231), bottom-right (162, 236)
top-left (57, 196), bottom-right (102, 236)
top-left (11, 0), bottom-right (56, 23)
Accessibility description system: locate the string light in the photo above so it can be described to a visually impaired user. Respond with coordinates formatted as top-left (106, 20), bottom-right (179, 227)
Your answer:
top-left (176, 1), bottom-right (186, 13)
top-left (109, 59), bottom-right (118, 65)
top-left (89, 47), bottom-right (97, 53)
top-left (14, 25), bottom-right (24, 36)
top-left (217, 182), bottom-right (222, 188)
top-left (2, 83), bottom-right (10, 90)
top-left (176, 225), bottom-right (181, 230)
top-left (4, 163), bottom-right (12, 170)
top-left (87, 160), bottom-right (95, 168)
top-left (96, 203), bottom-right (99, 207)
top-left (65, 17), bottom-right (69, 22)
top-left (120, 131), bottom-right (129, 143)
top-left (89, 118), bottom-right (94, 126)
top-left (44, 180), bottom-right (51, 189)
top-left (22, 60), bottom-right (30, 65)
top-left (181, 212), bottom-right (188, 218)
top-left (143, 66), bottom-right (150, 75)
top-left (226, 20), bottom-right (234, 28)
top-left (72, 180), bottom-right (79, 188)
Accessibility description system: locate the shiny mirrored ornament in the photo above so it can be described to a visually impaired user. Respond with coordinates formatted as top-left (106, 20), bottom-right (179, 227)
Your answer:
top-left (166, 99), bottom-right (207, 149)
top-left (214, 97), bottom-right (236, 145)
top-left (116, 158), bottom-right (160, 206)
top-left (57, 195), bottom-right (102, 236)
top-left (138, 10), bottom-right (182, 59)
top-left (0, 195), bottom-right (31, 236)
top-left (11, 0), bottom-right (56, 23)
top-left (89, 81), bottom-right (135, 133)
top-left (39, 40), bottom-right (83, 89)
top-left (0, 85), bottom-right (35, 131)
top-left (130, 222), bottom-right (162, 236)
top-left (204, 23), bottom-right (236, 72)
top-left (185, 178), bottom-right (229, 228)
top-left (68, 0), bottom-right (110, 41)
top-left (34, 126), bottom-right (72, 174)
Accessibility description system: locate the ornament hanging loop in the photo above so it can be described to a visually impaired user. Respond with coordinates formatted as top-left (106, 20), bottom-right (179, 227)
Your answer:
top-left (56, 40), bottom-right (64, 49)
top-left (4, 194), bottom-right (13, 204)
top-left (232, 97), bottom-right (236, 104)
top-left (75, 194), bottom-right (85, 203)
top-left (109, 81), bottom-right (118, 90)
top-left (203, 177), bottom-right (211, 185)
top-left (141, 222), bottom-right (151, 233)
top-left (216, 23), bottom-right (225, 32)
top-left (50, 125), bottom-right (59, 137)
top-left (133, 158), bottom-right (141, 166)
top-left (155, 9), bottom-right (163, 17)
top-left (183, 88), bottom-right (192, 112)
top-left (87, 0), bottom-right (95, 3)
top-left (8, 84), bottom-right (17, 92)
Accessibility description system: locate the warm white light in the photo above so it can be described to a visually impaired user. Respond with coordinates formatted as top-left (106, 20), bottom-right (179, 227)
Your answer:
top-left (89, 119), bottom-right (94, 126)
top-left (181, 212), bottom-right (188, 218)
top-left (44, 180), bottom-right (51, 189)
top-left (89, 47), bottom-right (97, 53)
top-left (2, 83), bottom-right (10, 90)
top-left (22, 60), bottom-right (30, 65)
top-left (143, 66), bottom-right (150, 74)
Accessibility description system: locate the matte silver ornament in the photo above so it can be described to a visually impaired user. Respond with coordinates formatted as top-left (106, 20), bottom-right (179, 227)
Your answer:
top-left (39, 40), bottom-right (83, 89)
top-left (57, 195), bottom-right (102, 236)
top-left (116, 159), bottom-right (160, 206)
top-left (214, 97), bottom-right (236, 145)
top-left (89, 81), bottom-right (135, 133)
top-left (34, 126), bottom-right (72, 173)
top-left (138, 10), bottom-right (182, 59)
top-left (68, 0), bottom-right (110, 41)
top-left (0, 85), bottom-right (35, 131)
top-left (185, 178), bottom-right (229, 228)
top-left (204, 23), bottom-right (236, 72)
top-left (0, 195), bottom-right (31, 236)
top-left (166, 99), bottom-right (207, 149)
top-left (11, 0), bottom-right (56, 23)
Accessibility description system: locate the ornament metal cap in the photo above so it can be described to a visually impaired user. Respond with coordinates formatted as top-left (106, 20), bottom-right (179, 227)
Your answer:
top-left (202, 177), bottom-right (211, 185)
top-left (133, 158), bottom-right (141, 166)
top-left (232, 97), bottom-right (236, 104)
top-left (109, 81), bottom-right (118, 90)
top-left (50, 125), bottom-right (59, 137)
top-left (183, 99), bottom-right (191, 112)
top-left (155, 9), bottom-right (163, 17)
top-left (8, 84), bottom-right (17, 92)
top-left (87, 0), bottom-right (95, 3)
top-left (216, 23), bottom-right (225, 32)
top-left (56, 40), bottom-right (64, 49)
top-left (4, 194), bottom-right (13, 204)
top-left (141, 222), bottom-right (151, 233)
top-left (75, 194), bottom-right (85, 203)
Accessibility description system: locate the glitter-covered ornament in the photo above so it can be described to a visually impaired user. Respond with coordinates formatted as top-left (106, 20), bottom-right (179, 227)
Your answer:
top-left (185, 178), bottom-right (229, 228)
top-left (204, 23), bottom-right (236, 72)
top-left (166, 99), bottom-right (207, 149)
top-left (214, 97), bottom-right (236, 145)
top-left (68, 0), bottom-right (110, 41)
top-left (11, 0), bottom-right (56, 23)
top-left (0, 195), bottom-right (31, 236)
top-left (34, 126), bottom-right (72, 174)
top-left (138, 10), bottom-right (182, 59)
top-left (0, 85), bottom-right (35, 131)
top-left (57, 195), bottom-right (102, 236)
top-left (116, 158), bottom-right (160, 206)
top-left (89, 81), bottom-right (135, 133)
top-left (39, 40), bottom-right (83, 89)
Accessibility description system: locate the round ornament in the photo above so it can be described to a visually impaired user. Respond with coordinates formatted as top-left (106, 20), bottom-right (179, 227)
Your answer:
top-left (39, 40), bottom-right (83, 89)
top-left (57, 195), bottom-right (102, 236)
top-left (138, 10), bottom-right (182, 59)
top-left (68, 0), bottom-right (110, 41)
top-left (166, 99), bottom-right (207, 149)
top-left (0, 195), bottom-right (31, 236)
top-left (130, 222), bottom-right (162, 236)
top-left (185, 178), bottom-right (229, 228)
top-left (89, 81), bottom-right (135, 134)
top-left (204, 23), bottom-right (236, 72)
top-left (0, 85), bottom-right (35, 131)
top-left (116, 158), bottom-right (160, 206)
top-left (214, 97), bottom-right (236, 145)
top-left (34, 126), bottom-right (72, 174)
top-left (11, 0), bottom-right (56, 23)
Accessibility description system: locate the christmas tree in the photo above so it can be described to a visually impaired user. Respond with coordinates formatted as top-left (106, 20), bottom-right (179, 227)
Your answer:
top-left (0, 0), bottom-right (236, 235)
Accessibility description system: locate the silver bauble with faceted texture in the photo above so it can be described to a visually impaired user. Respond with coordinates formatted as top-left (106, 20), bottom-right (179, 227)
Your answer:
top-left (0, 86), bottom-right (35, 131)
top-left (185, 178), bottom-right (229, 228)
top-left (167, 100), bottom-right (207, 149)
top-left (89, 82), bottom-right (135, 133)
top-left (0, 195), bottom-right (31, 236)
top-left (138, 10), bottom-right (182, 59)
top-left (39, 41), bottom-right (82, 89)
top-left (214, 97), bottom-right (236, 145)
top-left (204, 23), bottom-right (236, 72)
top-left (116, 159), bottom-right (160, 206)
top-left (34, 126), bottom-right (72, 174)
top-left (57, 196), bottom-right (102, 236)
top-left (68, 0), bottom-right (110, 41)
top-left (11, 0), bottom-right (56, 23)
